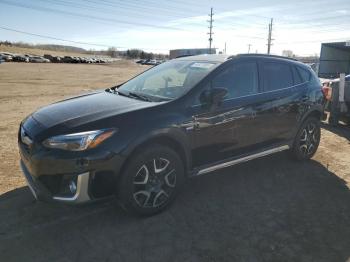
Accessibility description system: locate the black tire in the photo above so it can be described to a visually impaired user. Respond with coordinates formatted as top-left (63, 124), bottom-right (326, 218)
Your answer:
top-left (291, 117), bottom-right (321, 160)
top-left (342, 118), bottom-right (350, 126)
top-left (118, 144), bottom-right (185, 216)
top-left (329, 114), bottom-right (339, 126)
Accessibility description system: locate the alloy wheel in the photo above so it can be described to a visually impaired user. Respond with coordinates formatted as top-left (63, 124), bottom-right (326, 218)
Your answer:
top-left (299, 122), bottom-right (320, 157)
top-left (133, 158), bottom-right (176, 208)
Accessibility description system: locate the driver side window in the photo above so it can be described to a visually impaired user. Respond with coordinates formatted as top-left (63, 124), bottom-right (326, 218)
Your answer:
top-left (212, 61), bottom-right (259, 100)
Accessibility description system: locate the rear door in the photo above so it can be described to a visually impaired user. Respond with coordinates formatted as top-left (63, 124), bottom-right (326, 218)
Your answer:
top-left (258, 60), bottom-right (299, 144)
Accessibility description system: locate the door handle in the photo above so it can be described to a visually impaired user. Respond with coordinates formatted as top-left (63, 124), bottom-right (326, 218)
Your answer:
top-left (191, 116), bottom-right (200, 130)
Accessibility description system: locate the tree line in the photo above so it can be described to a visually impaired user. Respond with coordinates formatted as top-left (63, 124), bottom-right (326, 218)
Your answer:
top-left (105, 47), bottom-right (168, 60)
top-left (0, 41), bottom-right (168, 60)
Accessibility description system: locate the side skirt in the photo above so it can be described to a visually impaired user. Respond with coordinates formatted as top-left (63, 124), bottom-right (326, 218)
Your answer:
top-left (192, 145), bottom-right (290, 176)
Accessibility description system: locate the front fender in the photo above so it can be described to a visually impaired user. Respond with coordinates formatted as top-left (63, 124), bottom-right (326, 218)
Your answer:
top-left (121, 126), bottom-right (192, 172)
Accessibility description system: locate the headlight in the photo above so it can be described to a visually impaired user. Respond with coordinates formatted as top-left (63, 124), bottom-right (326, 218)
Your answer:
top-left (43, 129), bottom-right (116, 151)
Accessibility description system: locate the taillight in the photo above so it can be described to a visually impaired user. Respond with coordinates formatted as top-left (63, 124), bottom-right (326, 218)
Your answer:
top-left (322, 86), bottom-right (332, 101)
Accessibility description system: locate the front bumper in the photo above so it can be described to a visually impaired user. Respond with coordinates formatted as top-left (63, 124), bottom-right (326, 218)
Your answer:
top-left (18, 118), bottom-right (126, 204)
top-left (21, 160), bottom-right (91, 204)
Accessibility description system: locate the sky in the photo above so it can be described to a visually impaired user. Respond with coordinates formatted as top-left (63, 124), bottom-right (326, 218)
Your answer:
top-left (0, 0), bottom-right (349, 56)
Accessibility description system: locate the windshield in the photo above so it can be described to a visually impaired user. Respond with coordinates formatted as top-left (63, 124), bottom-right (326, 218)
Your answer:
top-left (117, 60), bottom-right (218, 101)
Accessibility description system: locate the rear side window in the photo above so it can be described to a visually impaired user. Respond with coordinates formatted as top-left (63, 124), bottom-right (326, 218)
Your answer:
top-left (296, 66), bottom-right (311, 83)
top-left (262, 62), bottom-right (293, 91)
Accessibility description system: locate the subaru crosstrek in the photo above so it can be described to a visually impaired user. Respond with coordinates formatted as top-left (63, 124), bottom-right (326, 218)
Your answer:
top-left (18, 54), bottom-right (325, 216)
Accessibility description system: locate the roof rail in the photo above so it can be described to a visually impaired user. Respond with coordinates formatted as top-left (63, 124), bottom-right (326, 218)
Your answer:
top-left (175, 54), bottom-right (195, 59)
top-left (229, 53), bottom-right (298, 61)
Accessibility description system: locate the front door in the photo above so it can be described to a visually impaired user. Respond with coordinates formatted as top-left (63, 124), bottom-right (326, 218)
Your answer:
top-left (189, 60), bottom-right (263, 167)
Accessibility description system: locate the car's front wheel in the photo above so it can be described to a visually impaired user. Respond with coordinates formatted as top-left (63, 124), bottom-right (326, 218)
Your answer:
top-left (291, 117), bottom-right (321, 160)
top-left (118, 144), bottom-right (184, 216)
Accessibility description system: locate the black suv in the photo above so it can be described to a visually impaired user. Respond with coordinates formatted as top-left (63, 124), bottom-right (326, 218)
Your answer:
top-left (19, 54), bottom-right (325, 215)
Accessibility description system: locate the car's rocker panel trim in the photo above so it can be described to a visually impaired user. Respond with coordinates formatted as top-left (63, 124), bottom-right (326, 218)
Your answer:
top-left (195, 145), bottom-right (290, 176)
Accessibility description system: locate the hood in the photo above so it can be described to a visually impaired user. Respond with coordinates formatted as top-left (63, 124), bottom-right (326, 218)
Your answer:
top-left (32, 91), bottom-right (155, 129)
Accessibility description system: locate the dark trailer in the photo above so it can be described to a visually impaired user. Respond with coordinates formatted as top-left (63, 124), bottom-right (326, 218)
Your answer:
top-left (319, 41), bottom-right (350, 79)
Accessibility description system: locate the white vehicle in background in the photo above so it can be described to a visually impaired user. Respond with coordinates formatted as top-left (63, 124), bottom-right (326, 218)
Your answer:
top-left (0, 52), bottom-right (13, 62)
top-left (29, 56), bottom-right (50, 63)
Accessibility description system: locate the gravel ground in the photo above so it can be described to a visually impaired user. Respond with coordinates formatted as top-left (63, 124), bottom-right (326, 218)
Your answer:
top-left (0, 62), bottom-right (349, 262)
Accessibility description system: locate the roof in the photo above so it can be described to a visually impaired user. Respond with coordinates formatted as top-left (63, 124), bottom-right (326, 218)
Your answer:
top-left (175, 54), bottom-right (230, 62)
top-left (234, 53), bottom-right (298, 61)
top-left (170, 48), bottom-right (213, 52)
top-left (175, 53), bottom-right (306, 67)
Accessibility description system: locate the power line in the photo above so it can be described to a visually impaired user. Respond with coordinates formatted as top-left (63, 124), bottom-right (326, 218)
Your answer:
top-left (94, 0), bottom-right (198, 16)
top-left (275, 37), bottom-right (350, 45)
top-left (0, 25), bottom-right (173, 51)
top-left (277, 12), bottom-right (350, 25)
top-left (38, 0), bottom-right (188, 21)
top-left (83, 0), bottom-right (195, 19)
top-left (0, 0), bottom-right (184, 31)
top-left (273, 25), bottom-right (350, 34)
top-left (3, 0), bottom-right (347, 54)
top-left (0, 26), bottom-right (114, 48)
top-left (259, 0), bottom-right (349, 22)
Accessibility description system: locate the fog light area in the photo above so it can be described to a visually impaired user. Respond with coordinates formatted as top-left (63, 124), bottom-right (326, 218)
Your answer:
top-left (69, 180), bottom-right (77, 194)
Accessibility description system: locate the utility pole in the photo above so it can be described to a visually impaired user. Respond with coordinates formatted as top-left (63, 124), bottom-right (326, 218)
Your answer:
top-left (224, 42), bottom-right (227, 54)
top-left (247, 44), bottom-right (252, 53)
top-left (207, 7), bottom-right (214, 54)
top-left (267, 18), bottom-right (273, 55)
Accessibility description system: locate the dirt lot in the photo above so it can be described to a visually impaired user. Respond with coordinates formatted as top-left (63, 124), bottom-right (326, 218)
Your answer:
top-left (0, 62), bottom-right (349, 262)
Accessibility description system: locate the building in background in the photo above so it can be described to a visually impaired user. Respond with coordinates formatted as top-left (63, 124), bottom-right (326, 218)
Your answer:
top-left (294, 55), bottom-right (320, 75)
top-left (169, 48), bottom-right (216, 59)
top-left (319, 41), bottom-right (350, 78)
top-left (282, 50), bottom-right (294, 58)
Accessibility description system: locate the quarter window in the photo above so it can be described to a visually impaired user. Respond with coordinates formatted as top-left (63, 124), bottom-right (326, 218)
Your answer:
top-left (292, 66), bottom-right (303, 85)
top-left (262, 62), bottom-right (293, 91)
top-left (212, 62), bottom-right (259, 99)
top-left (296, 66), bottom-right (311, 83)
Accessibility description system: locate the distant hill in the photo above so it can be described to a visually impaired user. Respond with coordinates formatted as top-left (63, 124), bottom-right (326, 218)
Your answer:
top-left (35, 44), bottom-right (86, 53)
top-left (0, 45), bottom-right (91, 57)
top-left (0, 41), bottom-right (87, 54)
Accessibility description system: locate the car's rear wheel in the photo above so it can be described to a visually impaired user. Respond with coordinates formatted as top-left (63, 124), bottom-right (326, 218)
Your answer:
top-left (118, 144), bottom-right (184, 216)
top-left (291, 117), bottom-right (321, 160)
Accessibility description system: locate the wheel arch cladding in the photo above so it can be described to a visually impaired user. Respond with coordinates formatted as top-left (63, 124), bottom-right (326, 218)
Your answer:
top-left (305, 110), bottom-right (322, 121)
top-left (120, 134), bottom-right (191, 182)
top-left (292, 109), bottom-right (322, 141)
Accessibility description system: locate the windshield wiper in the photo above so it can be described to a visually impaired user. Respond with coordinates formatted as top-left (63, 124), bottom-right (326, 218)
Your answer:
top-left (128, 92), bottom-right (152, 102)
top-left (115, 90), bottom-right (152, 102)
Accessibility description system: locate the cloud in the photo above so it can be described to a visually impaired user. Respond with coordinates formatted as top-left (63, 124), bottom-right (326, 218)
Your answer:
top-left (335, 9), bottom-right (348, 14)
